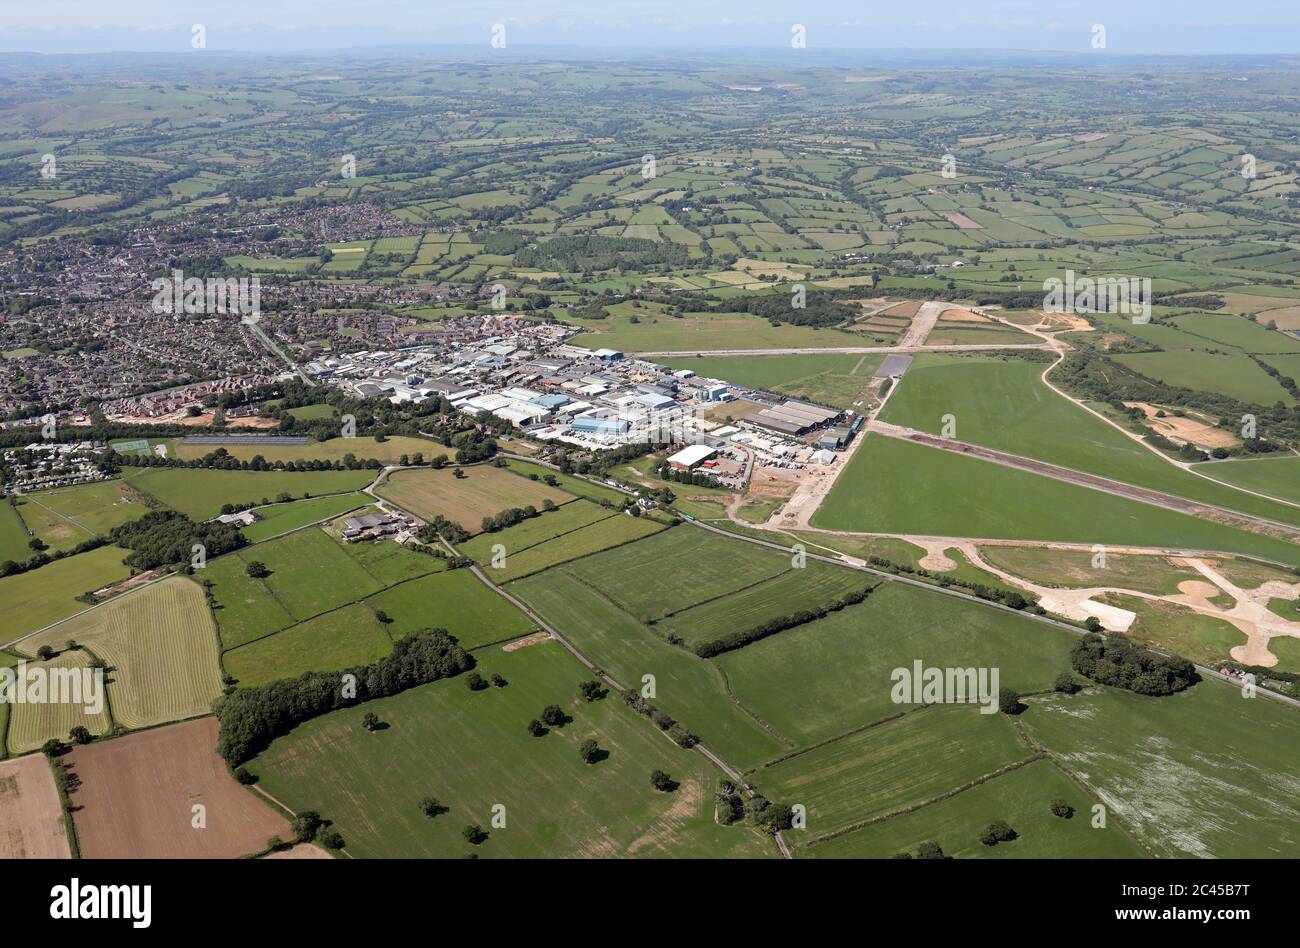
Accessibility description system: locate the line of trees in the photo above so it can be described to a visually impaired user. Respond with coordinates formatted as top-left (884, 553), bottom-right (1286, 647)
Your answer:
top-left (216, 629), bottom-right (471, 765)
top-left (692, 584), bottom-right (875, 657)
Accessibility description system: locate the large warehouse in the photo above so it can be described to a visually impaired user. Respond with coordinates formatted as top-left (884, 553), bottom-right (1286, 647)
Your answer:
top-left (749, 399), bottom-right (844, 436)
top-left (666, 444), bottom-right (717, 471)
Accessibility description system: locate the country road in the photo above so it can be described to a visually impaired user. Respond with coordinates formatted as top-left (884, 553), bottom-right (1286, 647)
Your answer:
top-left (869, 420), bottom-right (1300, 545)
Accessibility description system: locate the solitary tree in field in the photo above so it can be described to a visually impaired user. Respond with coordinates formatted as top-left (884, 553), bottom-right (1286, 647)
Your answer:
top-left (916, 841), bottom-right (945, 860)
top-left (650, 770), bottom-right (673, 792)
top-left (245, 560), bottom-right (269, 579)
top-left (420, 797), bottom-right (444, 818)
top-left (579, 739), bottom-right (600, 764)
top-left (490, 673), bottom-right (507, 688)
top-left (36, 645), bottom-right (54, 661)
top-left (362, 711), bottom-right (381, 732)
top-left (463, 824), bottom-right (486, 845)
top-left (979, 820), bottom-right (1017, 846)
top-left (1050, 799), bottom-right (1074, 819)
top-left (68, 726), bottom-right (93, 745)
top-left (540, 704), bottom-right (565, 727)
top-left (527, 719), bottom-right (545, 737)
top-left (466, 672), bottom-right (487, 691)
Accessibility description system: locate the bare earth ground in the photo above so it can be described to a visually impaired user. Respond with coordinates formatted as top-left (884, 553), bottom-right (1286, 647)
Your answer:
top-left (0, 753), bottom-right (71, 858)
top-left (1124, 402), bottom-right (1240, 450)
top-left (67, 717), bottom-right (292, 858)
top-left (264, 843), bottom-right (333, 860)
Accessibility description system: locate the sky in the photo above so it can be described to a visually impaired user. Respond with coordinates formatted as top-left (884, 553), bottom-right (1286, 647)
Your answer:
top-left (0, 0), bottom-right (1295, 56)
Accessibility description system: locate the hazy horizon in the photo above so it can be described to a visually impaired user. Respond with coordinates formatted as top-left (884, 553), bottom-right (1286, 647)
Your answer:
top-left (1, 0), bottom-right (1295, 56)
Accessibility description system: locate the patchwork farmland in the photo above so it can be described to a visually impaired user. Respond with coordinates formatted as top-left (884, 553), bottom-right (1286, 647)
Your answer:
top-left (4, 37), bottom-right (1300, 883)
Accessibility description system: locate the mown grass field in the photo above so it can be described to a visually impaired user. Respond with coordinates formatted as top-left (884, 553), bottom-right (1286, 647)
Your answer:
top-left (376, 465), bottom-right (571, 532)
top-left (881, 353), bottom-right (1300, 526)
top-left (806, 759), bottom-right (1145, 858)
top-left (660, 560), bottom-right (874, 649)
top-left (566, 309), bottom-right (864, 352)
top-left (459, 499), bottom-right (615, 562)
top-left (714, 580), bottom-right (1076, 747)
top-left (247, 640), bottom-right (775, 858)
top-left (509, 567), bottom-right (787, 771)
top-left (364, 570), bottom-right (535, 649)
top-left (814, 435), bottom-right (1300, 566)
top-left (558, 525), bottom-right (791, 622)
top-left (0, 501), bottom-right (31, 562)
top-left (21, 479), bottom-right (144, 536)
top-left (477, 512), bottom-right (665, 583)
top-left (1193, 455), bottom-right (1300, 506)
top-left (0, 546), bottom-right (133, 643)
top-left (125, 467), bottom-right (375, 520)
top-left (329, 529), bottom-right (445, 587)
top-left (757, 707), bottom-right (1032, 841)
top-left (11, 496), bottom-right (94, 553)
top-left (204, 527), bottom-right (384, 649)
top-left (222, 602), bottom-right (394, 687)
top-left (6, 649), bottom-right (112, 755)
top-left (19, 576), bottom-right (223, 730)
top-left (1021, 684), bottom-right (1300, 857)
top-left (167, 434), bottom-right (438, 466)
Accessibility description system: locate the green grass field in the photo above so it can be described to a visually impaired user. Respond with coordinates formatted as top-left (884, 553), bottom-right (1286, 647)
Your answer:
top-left (0, 501), bottom-right (31, 562)
top-left (714, 580), bottom-right (1076, 748)
top-left (757, 706), bottom-right (1032, 841)
top-left (125, 467), bottom-right (375, 520)
top-left (242, 493), bottom-right (370, 542)
top-left (167, 434), bottom-right (437, 466)
top-left (18, 576), bottom-right (223, 730)
top-left (0, 546), bottom-right (134, 643)
top-left (881, 353), bottom-right (1300, 526)
top-left (814, 435), bottom-right (1300, 566)
top-left (556, 525), bottom-right (791, 622)
top-left (475, 512), bottom-right (665, 583)
top-left (1193, 455), bottom-right (1300, 505)
top-left (222, 602), bottom-right (395, 687)
top-left (21, 480), bottom-right (145, 536)
top-left (806, 759), bottom-right (1145, 858)
top-left (246, 639), bottom-right (775, 858)
top-left (508, 566), bottom-right (787, 770)
top-left (661, 560), bottom-right (874, 649)
top-left (364, 570), bottom-right (535, 649)
top-left (204, 528), bottom-right (384, 649)
top-left (1021, 683), bottom-right (1300, 857)
top-left (459, 499), bottom-right (616, 562)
